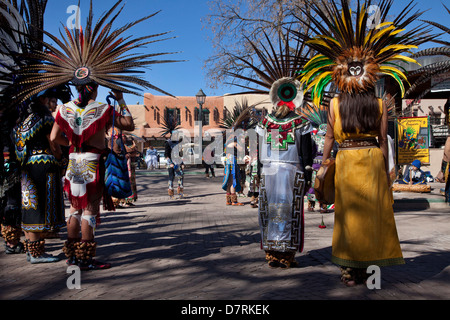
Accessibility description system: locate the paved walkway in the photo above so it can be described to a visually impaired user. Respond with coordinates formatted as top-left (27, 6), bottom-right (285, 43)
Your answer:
top-left (0, 168), bottom-right (449, 302)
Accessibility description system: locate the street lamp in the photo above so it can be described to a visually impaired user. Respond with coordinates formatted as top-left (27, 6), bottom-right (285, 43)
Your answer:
top-left (196, 89), bottom-right (206, 120)
top-left (195, 89), bottom-right (207, 164)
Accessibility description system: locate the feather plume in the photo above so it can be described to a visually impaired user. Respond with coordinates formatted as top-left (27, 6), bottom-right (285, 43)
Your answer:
top-left (225, 29), bottom-right (311, 94)
top-left (405, 3), bottom-right (450, 99)
top-left (0, 0), bottom-right (42, 110)
top-left (298, 102), bottom-right (328, 128)
top-left (220, 98), bottom-right (259, 130)
top-left (13, 0), bottom-right (181, 105)
top-left (294, 0), bottom-right (433, 105)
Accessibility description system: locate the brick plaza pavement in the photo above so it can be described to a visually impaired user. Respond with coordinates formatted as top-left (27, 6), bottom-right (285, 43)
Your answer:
top-left (0, 167), bottom-right (449, 301)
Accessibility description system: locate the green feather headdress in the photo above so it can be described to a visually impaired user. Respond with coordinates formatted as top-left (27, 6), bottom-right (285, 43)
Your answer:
top-left (293, 0), bottom-right (432, 106)
top-left (298, 102), bottom-right (328, 128)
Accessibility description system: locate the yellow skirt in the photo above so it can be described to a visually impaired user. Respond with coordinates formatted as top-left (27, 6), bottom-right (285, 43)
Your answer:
top-left (332, 147), bottom-right (404, 268)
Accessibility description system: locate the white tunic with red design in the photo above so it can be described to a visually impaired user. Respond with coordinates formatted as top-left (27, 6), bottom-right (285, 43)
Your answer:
top-left (56, 101), bottom-right (118, 209)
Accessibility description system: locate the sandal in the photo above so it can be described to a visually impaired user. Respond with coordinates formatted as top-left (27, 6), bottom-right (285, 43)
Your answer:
top-left (4, 242), bottom-right (25, 254)
top-left (279, 258), bottom-right (297, 269)
top-left (340, 267), bottom-right (354, 286)
top-left (79, 259), bottom-right (111, 271)
top-left (340, 267), bottom-right (367, 287)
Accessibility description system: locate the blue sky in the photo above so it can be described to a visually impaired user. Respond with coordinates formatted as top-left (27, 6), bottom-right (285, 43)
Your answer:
top-left (42, 0), bottom-right (449, 104)
top-left (44, 0), bottom-right (219, 104)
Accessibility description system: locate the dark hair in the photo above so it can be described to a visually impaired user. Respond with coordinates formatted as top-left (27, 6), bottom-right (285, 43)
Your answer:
top-left (75, 82), bottom-right (98, 108)
top-left (338, 91), bottom-right (381, 134)
top-left (19, 96), bottom-right (51, 124)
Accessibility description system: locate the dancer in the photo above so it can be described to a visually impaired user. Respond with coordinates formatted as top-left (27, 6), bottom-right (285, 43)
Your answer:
top-left (223, 30), bottom-right (314, 268)
top-left (221, 100), bottom-right (258, 206)
top-left (256, 78), bottom-right (313, 268)
top-left (0, 0), bottom-right (66, 260)
top-left (245, 153), bottom-right (260, 208)
top-left (53, 85), bottom-right (133, 270)
top-left (13, 1), bottom-right (178, 270)
top-left (300, 104), bottom-right (335, 213)
top-left (222, 137), bottom-right (245, 206)
top-left (0, 0), bottom-right (39, 256)
top-left (297, 0), bottom-right (430, 285)
top-left (15, 88), bottom-right (69, 263)
top-left (0, 111), bottom-right (23, 255)
top-left (165, 135), bottom-right (185, 199)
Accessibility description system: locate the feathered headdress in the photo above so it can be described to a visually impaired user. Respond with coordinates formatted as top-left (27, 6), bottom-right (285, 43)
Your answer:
top-left (298, 102), bottom-right (328, 129)
top-left (295, 0), bottom-right (432, 106)
top-left (0, 0), bottom-right (72, 114)
top-left (13, 0), bottom-right (180, 105)
top-left (220, 98), bottom-right (259, 130)
top-left (225, 30), bottom-right (313, 112)
top-left (0, 0), bottom-right (43, 108)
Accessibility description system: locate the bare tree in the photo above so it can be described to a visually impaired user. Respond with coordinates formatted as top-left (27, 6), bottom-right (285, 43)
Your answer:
top-left (203, 0), bottom-right (315, 92)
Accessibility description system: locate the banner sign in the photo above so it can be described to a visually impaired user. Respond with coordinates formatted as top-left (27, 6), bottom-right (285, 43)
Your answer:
top-left (396, 116), bottom-right (430, 165)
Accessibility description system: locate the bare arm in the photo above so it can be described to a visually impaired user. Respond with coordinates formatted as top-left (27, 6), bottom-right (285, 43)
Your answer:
top-left (322, 98), bottom-right (336, 161)
top-left (50, 122), bottom-right (69, 147)
top-left (47, 134), bottom-right (62, 160)
top-left (111, 91), bottom-right (135, 132)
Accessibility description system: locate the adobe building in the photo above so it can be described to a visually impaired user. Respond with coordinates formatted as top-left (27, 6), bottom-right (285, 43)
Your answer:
top-left (223, 92), bottom-right (272, 119)
top-left (141, 93), bottom-right (225, 148)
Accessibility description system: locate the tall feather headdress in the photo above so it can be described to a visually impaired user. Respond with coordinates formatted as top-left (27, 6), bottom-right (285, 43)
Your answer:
top-left (0, 0), bottom-right (47, 109)
top-left (226, 31), bottom-right (310, 93)
top-left (225, 30), bottom-right (318, 111)
top-left (294, 0), bottom-right (432, 106)
top-left (13, 0), bottom-right (180, 105)
top-left (220, 98), bottom-right (259, 130)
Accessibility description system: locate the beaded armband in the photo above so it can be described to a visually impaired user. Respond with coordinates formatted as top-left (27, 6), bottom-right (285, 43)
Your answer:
top-left (117, 99), bottom-right (131, 117)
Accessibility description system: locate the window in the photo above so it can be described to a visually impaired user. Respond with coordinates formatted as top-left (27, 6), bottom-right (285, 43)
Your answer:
top-left (195, 108), bottom-right (209, 125)
top-left (202, 108), bottom-right (210, 126)
top-left (165, 108), bottom-right (181, 125)
top-left (429, 113), bottom-right (442, 125)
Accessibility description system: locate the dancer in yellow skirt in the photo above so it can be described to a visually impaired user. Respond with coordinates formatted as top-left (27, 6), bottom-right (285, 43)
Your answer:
top-left (297, 0), bottom-right (431, 285)
top-left (324, 97), bottom-right (404, 277)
